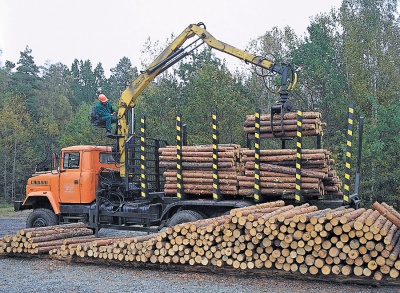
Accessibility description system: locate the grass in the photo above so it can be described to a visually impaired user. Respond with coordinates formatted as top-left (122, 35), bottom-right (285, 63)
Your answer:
top-left (0, 202), bottom-right (15, 216)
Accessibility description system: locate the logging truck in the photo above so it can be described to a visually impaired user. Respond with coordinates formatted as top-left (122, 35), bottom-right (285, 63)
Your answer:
top-left (15, 23), bottom-right (346, 233)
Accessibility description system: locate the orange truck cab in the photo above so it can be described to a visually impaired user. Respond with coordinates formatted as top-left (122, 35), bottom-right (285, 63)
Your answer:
top-left (15, 145), bottom-right (117, 227)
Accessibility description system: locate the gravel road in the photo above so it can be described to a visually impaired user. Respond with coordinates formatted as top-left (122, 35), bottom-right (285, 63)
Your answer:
top-left (1, 210), bottom-right (399, 293)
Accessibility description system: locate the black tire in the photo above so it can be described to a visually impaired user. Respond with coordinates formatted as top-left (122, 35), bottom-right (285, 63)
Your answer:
top-left (167, 210), bottom-right (204, 227)
top-left (26, 208), bottom-right (58, 228)
top-left (211, 210), bottom-right (231, 218)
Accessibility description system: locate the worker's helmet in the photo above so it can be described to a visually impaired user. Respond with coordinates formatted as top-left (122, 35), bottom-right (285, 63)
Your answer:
top-left (98, 94), bottom-right (108, 102)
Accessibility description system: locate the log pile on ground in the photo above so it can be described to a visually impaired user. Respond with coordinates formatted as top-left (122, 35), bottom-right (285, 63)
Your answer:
top-left (159, 144), bottom-right (241, 196)
top-left (0, 222), bottom-right (95, 254)
top-left (1, 201), bottom-right (400, 284)
top-left (238, 149), bottom-right (342, 199)
top-left (243, 112), bottom-right (326, 139)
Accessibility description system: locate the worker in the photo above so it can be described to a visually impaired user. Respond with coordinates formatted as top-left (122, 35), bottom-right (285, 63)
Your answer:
top-left (95, 94), bottom-right (118, 137)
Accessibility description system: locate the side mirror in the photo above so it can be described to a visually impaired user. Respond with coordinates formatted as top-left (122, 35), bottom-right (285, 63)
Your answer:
top-left (52, 153), bottom-right (58, 169)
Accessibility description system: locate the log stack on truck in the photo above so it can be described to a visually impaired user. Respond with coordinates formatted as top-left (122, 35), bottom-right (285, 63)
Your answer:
top-left (159, 144), bottom-right (241, 196)
top-left (2, 201), bottom-right (400, 285)
top-left (159, 145), bottom-right (343, 200)
top-left (239, 148), bottom-right (342, 199)
top-left (243, 112), bottom-right (326, 139)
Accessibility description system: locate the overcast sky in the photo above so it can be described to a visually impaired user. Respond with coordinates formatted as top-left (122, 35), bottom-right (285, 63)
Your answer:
top-left (0, 0), bottom-right (342, 75)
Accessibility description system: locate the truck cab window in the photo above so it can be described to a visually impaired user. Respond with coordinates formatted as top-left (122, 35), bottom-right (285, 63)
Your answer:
top-left (63, 153), bottom-right (80, 169)
top-left (99, 152), bottom-right (117, 164)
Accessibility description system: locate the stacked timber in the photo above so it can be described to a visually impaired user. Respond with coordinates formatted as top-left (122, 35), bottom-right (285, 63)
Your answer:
top-left (52, 202), bottom-right (400, 280)
top-left (243, 112), bottom-right (326, 139)
top-left (158, 144), bottom-right (342, 200)
top-left (2, 201), bottom-right (399, 283)
top-left (239, 148), bottom-right (342, 199)
top-left (0, 222), bottom-right (95, 255)
top-left (159, 144), bottom-right (241, 196)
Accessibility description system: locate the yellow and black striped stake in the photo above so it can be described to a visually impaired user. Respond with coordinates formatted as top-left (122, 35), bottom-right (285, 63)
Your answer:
top-left (212, 110), bottom-right (221, 200)
top-left (176, 114), bottom-right (185, 199)
top-left (253, 108), bottom-right (262, 202)
top-left (295, 107), bottom-right (304, 203)
top-left (343, 104), bottom-right (354, 204)
top-left (140, 116), bottom-right (148, 198)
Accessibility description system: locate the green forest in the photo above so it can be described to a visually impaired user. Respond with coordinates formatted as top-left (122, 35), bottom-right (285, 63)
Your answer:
top-left (0, 0), bottom-right (399, 208)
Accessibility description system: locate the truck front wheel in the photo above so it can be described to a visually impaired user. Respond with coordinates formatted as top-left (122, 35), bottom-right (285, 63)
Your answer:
top-left (167, 210), bottom-right (204, 227)
top-left (26, 208), bottom-right (58, 228)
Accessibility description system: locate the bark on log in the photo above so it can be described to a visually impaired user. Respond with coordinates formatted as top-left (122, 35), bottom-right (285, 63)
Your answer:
top-left (28, 229), bottom-right (93, 243)
top-left (244, 162), bottom-right (327, 179)
top-left (373, 202), bottom-right (400, 228)
top-left (382, 203), bottom-right (400, 222)
top-left (245, 112), bottom-right (322, 121)
top-left (18, 222), bottom-right (87, 236)
top-left (246, 130), bottom-right (320, 139)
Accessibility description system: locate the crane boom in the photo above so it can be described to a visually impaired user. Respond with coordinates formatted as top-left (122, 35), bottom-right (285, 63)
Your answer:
top-left (117, 23), bottom-right (297, 177)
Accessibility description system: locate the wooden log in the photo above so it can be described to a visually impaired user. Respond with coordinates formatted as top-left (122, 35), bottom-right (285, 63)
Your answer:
top-left (243, 158), bottom-right (328, 167)
top-left (18, 222), bottom-right (87, 236)
top-left (243, 123), bottom-right (319, 133)
top-left (373, 202), bottom-right (400, 228)
top-left (231, 201), bottom-right (285, 217)
top-left (31, 235), bottom-right (96, 248)
top-left (370, 215), bottom-right (388, 235)
top-left (365, 210), bottom-right (381, 227)
top-left (28, 229), bottom-right (93, 243)
top-left (246, 130), bottom-right (320, 140)
top-left (164, 183), bottom-right (237, 191)
top-left (298, 209), bottom-right (331, 224)
top-left (384, 224), bottom-right (398, 245)
top-left (164, 185), bottom-right (239, 194)
top-left (160, 151), bottom-right (236, 158)
top-left (33, 245), bottom-right (63, 254)
top-left (160, 161), bottom-right (234, 169)
top-left (159, 145), bottom-right (239, 154)
top-left (242, 153), bottom-right (327, 162)
top-left (245, 112), bottom-right (322, 122)
top-left (354, 209), bottom-right (374, 231)
top-left (339, 208), bottom-right (366, 224)
top-left (164, 170), bottom-right (238, 179)
top-left (243, 119), bottom-right (322, 129)
top-left (238, 181), bottom-right (321, 190)
top-left (342, 221), bottom-right (355, 233)
top-left (237, 175), bottom-right (320, 183)
top-left (244, 162), bottom-right (327, 179)
top-left (382, 203), bottom-right (400, 221)
top-left (160, 155), bottom-right (234, 163)
top-left (380, 220), bottom-right (395, 237)
top-left (327, 208), bottom-right (354, 221)
top-left (274, 205), bottom-right (318, 223)
top-left (389, 234), bottom-right (400, 261)
top-left (243, 118), bottom-right (324, 129)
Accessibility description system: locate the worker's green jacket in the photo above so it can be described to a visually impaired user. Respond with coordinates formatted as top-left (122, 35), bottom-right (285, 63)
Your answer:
top-left (95, 101), bottom-right (116, 117)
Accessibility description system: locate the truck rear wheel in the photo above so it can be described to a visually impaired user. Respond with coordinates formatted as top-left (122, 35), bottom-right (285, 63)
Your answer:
top-left (26, 208), bottom-right (58, 228)
top-left (167, 210), bottom-right (203, 227)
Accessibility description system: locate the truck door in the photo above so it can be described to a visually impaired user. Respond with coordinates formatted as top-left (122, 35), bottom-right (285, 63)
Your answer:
top-left (59, 152), bottom-right (81, 203)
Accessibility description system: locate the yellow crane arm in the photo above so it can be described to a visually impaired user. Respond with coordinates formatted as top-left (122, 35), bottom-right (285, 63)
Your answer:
top-left (117, 23), bottom-right (297, 177)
